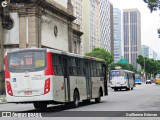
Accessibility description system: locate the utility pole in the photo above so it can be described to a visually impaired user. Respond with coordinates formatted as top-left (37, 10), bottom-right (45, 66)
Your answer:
top-left (143, 57), bottom-right (146, 82)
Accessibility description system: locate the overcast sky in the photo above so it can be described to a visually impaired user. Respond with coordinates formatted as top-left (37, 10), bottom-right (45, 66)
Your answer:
top-left (110, 0), bottom-right (160, 59)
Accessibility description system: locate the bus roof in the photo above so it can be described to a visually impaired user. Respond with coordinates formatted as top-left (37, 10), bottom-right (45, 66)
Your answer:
top-left (135, 74), bottom-right (141, 76)
top-left (6, 48), bottom-right (105, 63)
top-left (111, 69), bottom-right (134, 73)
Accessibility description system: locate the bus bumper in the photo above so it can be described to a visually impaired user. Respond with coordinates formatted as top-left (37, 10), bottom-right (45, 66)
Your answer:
top-left (6, 94), bottom-right (54, 103)
top-left (111, 85), bottom-right (127, 89)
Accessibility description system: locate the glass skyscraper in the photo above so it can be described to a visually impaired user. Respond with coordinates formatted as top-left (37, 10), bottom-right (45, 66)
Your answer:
top-left (141, 45), bottom-right (158, 60)
top-left (113, 8), bottom-right (121, 63)
top-left (100, 0), bottom-right (111, 52)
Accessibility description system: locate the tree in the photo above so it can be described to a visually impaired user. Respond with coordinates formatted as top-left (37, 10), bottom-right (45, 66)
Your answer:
top-left (109, 62), bottom-right (137, 73)
top-left (144, 0), bottom-right (160, 12)
top-left (137, 55), bottom-right (160, 77)
top-left (136, 55), bottom-right (145, 69)
top-left (85, 48), bottom-right (113, 68)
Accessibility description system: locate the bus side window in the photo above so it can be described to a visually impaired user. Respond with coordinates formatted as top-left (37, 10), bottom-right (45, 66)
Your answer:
top-left (52, 55), bottom-right (63, 76)
top-left (102, 65), bottom-right (106, 75)
top-left (126, 74), bottom-right (129, 79)
top-left (91, 62), bottom-right (97, 77)
top-left (133, 74), bottom-right (135, 81)
top-left (97, 62), bottom-right (102, 77)
top-left (69, 58), bottom-right (76, 75)
top-left (80, 59), bottom-right (85, 76)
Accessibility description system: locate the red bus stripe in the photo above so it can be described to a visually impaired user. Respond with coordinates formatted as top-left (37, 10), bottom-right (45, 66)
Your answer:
top-left (45, 52), bottom-right (54, 75)
top-left (4, 56), bottom-right (10, 78)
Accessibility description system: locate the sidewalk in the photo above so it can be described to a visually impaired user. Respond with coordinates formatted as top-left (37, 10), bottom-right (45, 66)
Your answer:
top-left (0, 95), bottom-right (7, 104)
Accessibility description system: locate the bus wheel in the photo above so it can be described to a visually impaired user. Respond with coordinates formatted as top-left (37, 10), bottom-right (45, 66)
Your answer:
top-left (126, 88), bottom-right (130, 91)
top-left (95, 92), bottom-right (101, 103)
top-left (114, 88), bottom-right (118, 91)
top-left (33, 102), bottom-right (47, 110)
top-left (73, 90), bottom-right (79, 108)
top-left (131, 88), bottom-right (133, 90)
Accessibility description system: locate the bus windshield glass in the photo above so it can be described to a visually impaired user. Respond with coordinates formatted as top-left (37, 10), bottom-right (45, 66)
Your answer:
top-left (135, 75), bottom-right (141, 78)
top-left (8, 50), bottom-right (46, 72)
top-left (111, 71), bottom-right (125, 77)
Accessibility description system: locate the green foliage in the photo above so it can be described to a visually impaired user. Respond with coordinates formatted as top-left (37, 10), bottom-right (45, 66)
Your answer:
top-left (85, 48), bottom-right (113, 66)
top-left (148, 0), bottom-right (157, 4)
top-left (109, 63), bottom-right (137, 73)
top-left (137, 55), bottom-right (160, 76)
top-left (85, 48), bottom-right (136, 72)
top-left (136, 55), bottom-right (145, 69)
top-left (144, 0), bottom-right (158, 12)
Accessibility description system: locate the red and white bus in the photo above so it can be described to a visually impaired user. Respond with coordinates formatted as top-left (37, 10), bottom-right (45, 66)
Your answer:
top-left (4, 48), bottom-right (108, 110)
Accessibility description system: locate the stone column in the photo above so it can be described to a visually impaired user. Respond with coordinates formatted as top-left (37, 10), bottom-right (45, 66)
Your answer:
top-left (68, 22), bottom-right (73, 52)
top-left (77, 41), bottom-right (80, 54)
top-left (19, 15), bottom-right (27, 48)
top-left (0, 18), bottom-right (5, 95)
top-left (67, 0), bottom-right (73, 15)
top-left (0, 18), bottom-right (4, 71)
top-left (28, 13), bottom-right (38, 48)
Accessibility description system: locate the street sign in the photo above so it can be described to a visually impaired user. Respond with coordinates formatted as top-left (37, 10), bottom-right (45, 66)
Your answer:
top-left (120, 59), bottom-right (128, 64)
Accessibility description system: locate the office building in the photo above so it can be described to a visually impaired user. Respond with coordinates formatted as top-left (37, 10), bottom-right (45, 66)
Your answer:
top-left (123, 9), bottom-right (141, 69)
top-left (113, 8), bottom-right (122, 63)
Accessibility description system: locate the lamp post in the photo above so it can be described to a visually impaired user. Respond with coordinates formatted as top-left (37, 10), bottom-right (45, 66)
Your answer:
top-left (144, 57), bottom-right (146, 82)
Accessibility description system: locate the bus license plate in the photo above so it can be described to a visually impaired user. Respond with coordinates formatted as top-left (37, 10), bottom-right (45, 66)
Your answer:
top-left (24, 91), bottom-right (32, 95)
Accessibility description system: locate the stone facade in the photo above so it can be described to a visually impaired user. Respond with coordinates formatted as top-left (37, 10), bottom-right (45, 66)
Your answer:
top-left (0, 0), bottom-right (83, 94)
top-left (0, 0), bottom-right (83, 68)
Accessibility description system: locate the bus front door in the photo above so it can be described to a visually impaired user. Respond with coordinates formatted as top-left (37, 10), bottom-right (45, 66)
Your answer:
top-left (62, 57), bottom-right (70, 101)
top-left (85, 62), bottom-right (92, 98)
top-left (102, 64), bottom-right (108, 95)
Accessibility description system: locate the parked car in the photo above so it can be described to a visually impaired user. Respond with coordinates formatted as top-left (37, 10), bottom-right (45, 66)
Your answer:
top-left (146, 79), bottom-right (152, 84)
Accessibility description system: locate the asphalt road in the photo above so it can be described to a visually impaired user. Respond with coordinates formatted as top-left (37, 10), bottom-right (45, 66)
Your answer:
top-left (1, 83), bottom-right (160, 119)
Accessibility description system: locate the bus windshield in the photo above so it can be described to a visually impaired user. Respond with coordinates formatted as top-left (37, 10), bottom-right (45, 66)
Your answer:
top-left (111, 71), bottom-right (125, 77)
top-left (135, 75), bottom-right (141, 78)
top-left (8, 50), bottom-right (46, 72)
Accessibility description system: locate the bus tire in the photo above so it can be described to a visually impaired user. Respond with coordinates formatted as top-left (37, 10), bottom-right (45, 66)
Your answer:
top-left (95, 92), bottom-right (101, 103)
top-left (131, 88), bottom-right (133, 90)
top-left (73, 90), bottom-right (79, 108)
top-left (33, 102), bottom-right (47, 110)
top-left (114, 88), bottom-right (118, 91)
top-left (126, 87), bottom-right (130, 91)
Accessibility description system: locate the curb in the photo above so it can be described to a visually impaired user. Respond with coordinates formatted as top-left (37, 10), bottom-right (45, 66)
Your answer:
top-left (0, 100), bottom-right (7, 104)
top-left (0, 95), bottom-right (7, 104)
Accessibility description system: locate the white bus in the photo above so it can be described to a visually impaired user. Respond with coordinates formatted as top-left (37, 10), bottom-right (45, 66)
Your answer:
top-left (4, 48), bottom-right (108, 110)
top-left (109, 69), bottom-right (135, 91)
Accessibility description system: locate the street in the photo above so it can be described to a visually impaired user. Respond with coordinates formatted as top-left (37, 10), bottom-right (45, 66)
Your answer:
top-left (1, 83), bottom-right (160, 116)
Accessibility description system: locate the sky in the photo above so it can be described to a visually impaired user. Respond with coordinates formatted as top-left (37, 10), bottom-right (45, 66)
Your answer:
top-left (110, 0), bottom-right (160, 59)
